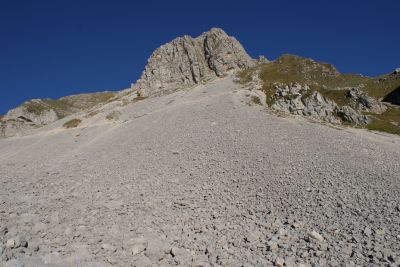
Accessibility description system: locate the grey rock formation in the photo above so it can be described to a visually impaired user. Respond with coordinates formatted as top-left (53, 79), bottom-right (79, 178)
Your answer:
top-left (337, 106), bottom-right (369, 124)
top-left (269, 83), bottom-right (369, 125)
top-left (346, 88), bottom-right (386, 113)
top-left (0, 100), bottom-right (59, 138)
top-left (134, 28), bottom-right (255, 97)
top-left (4, 101), bottom-right (59, 125)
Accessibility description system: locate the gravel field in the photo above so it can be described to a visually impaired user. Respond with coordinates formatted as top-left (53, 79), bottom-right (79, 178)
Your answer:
top-left (0, 77), bottom-right (399, 266)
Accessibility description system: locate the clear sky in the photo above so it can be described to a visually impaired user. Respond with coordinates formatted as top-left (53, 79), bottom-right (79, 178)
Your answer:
top-left (1, 0), bottom-right (399, 114)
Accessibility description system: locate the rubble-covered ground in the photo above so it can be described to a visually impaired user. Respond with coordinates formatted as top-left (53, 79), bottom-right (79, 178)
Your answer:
top-left (0, 77), bottom-right (399, 267)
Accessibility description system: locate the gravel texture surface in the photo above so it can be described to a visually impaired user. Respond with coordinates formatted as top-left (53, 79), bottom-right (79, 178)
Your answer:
top-left (0, 77), bottom-right (399, 266)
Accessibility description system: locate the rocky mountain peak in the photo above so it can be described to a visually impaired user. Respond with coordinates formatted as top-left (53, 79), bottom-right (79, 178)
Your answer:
top-left (133, 28), bottom-right (255, 97)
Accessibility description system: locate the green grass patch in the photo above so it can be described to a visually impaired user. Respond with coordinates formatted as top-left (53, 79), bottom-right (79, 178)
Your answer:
top-left (319, 89), bottom-right (350, 107)
top-left (63, 118), bottom-right (82, 129)
top-left (236, 68), bottom-right (256, 84)
top-left (23, 102), bottom-right (50, 115)
top-left (377, 106), bottom-right (400, 124)
top-left (85, 111), bottom-right (99, 118)
top-left (366, 119), bottom-right (400, 135)
top-left (251, 95), bottom-right (261, 105)
top-left (21, 92), bottom-right (117, 119)
top-left (366, 106), bottom-right (400, 135)
top-left (135, 96), bottom-right (146, 101)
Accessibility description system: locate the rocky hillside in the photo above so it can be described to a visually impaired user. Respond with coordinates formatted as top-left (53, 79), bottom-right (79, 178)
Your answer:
top-left (237, 54), bottom-right (400, 134)
top-left (133, 28), bottom-right (255, 97)
top-left (1, 28), bottom-right (400, 266)
top-left (0, 92), bottom-right (117, 138)
top-left (1, 75), bottom-right (399, 267)
top-left (1, 28), bottom-right (399, 138)
top-left (1, 28), bottom-right (254, 139)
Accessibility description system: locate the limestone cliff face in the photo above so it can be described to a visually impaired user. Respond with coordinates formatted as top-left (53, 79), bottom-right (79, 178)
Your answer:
top-left (134, 28), bottom-right (255, 97)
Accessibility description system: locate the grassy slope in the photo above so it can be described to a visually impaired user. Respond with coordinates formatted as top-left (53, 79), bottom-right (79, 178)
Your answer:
top-left (237, 54), bottom-right (400, 135)
top-left (63, 118), bottom-right (82, 128)
top-left (22, 92), bottom-right (116, 118)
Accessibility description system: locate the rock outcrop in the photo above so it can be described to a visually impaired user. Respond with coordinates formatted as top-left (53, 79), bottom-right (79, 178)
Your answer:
top-left (336, 106), bottom-right (369, 124)
top-left (134, 28), bottom-right (255, 97)
top-left (3, 100), bottom-right (59, 125)
top-left (0, 92), bottom-right (117, 138)
top-left (269, 83), bottom-right (369, 125)
top-left (0, 100), bottom-right (59, 138)
top-left (345, 88), bottom-right (386, 113)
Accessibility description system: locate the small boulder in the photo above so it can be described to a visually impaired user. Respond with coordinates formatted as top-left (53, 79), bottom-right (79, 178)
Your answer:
top-left (6, 239), bottom-right (15, 249)
top-left (14, 235), bottom-right (28, 248)
top-left (132, 243), bottom-right (146, 256)
top-left (308, 230), bottom-right (324, 242)
top-left (145, 239), bottom-right (168, 261)
top-left (101, 243), bottom-right (117, 252)
top-left (275, 257), bottom-right (285, 267)
top-left (363, 226), bottom-right (372, 237)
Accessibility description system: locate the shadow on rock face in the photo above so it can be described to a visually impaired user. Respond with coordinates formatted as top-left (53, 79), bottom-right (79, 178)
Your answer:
top-left (383, 86), bottom-right (400, 105)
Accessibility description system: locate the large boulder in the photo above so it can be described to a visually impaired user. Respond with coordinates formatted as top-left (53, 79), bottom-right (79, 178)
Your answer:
top-left (345, 88), bottom-right (386, 114)
top-left (336, 106), bottom-right (369, 124)
top-left (134, 28), bottom-right (255, 97)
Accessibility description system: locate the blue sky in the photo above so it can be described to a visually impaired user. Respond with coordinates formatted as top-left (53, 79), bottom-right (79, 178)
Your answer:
top-left (1, 0), bottom-right (399, 114)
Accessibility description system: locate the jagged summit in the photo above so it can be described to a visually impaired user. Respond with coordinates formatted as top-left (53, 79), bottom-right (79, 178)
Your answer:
top-left (133, 28), bottom-right (255, 97)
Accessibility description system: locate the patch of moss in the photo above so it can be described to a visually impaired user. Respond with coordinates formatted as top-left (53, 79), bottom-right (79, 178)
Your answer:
top-left (85, 111), bottom-right (99, 118)
top-left (236, 68), bottom-right (256, 84)
top-left (251, 95), bottom-right (261, 105)
top-left (43, 92), bottom-right (117, 118)
top-left (319, 89), bottom-right (350, 107)
top-left (23, 102), bottom-right (50, 115)
top-left (135, 96), bottom-right (146, 101)
top-left (63, 118), bottom-right (82, 129)
top-left (105, 111), bottom-right (121, 121)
